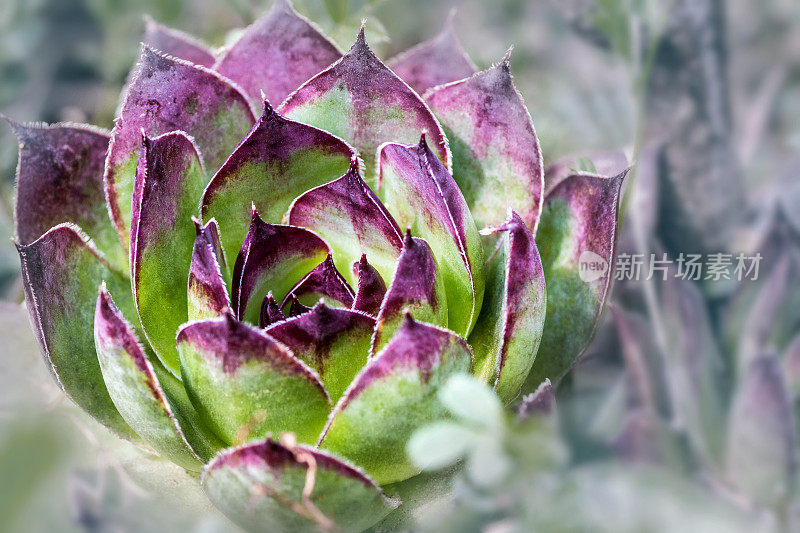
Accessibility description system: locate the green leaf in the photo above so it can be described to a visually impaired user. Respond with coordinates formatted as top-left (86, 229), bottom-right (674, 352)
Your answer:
top-left (130, 131), bottom-right (208, 376)
top-left (203, 437), bottom-right (398, 533)
top-left (16, 224), bottom-right (137, 440)
top-left (320, 316), bottom-right (472, 484)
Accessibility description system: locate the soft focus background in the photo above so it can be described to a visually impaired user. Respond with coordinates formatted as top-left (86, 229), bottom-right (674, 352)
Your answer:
top-left (1, 0), bottom-right (799, 531)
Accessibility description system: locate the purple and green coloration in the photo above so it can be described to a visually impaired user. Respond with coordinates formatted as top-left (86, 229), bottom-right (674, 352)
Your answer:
top-left (9, 2), bottom-right (624, 531)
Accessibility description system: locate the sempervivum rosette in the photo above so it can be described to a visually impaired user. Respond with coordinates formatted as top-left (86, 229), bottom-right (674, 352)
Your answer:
top-left (10, 1), bottom-right (625, 531)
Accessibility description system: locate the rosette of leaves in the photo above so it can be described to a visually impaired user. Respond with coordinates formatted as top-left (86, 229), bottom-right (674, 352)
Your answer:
top-left (9, 1), bottom-right (624, 530)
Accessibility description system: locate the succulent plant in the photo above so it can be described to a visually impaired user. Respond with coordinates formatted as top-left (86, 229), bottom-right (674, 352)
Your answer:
top-left (9, 1), bottom-right (624, 530)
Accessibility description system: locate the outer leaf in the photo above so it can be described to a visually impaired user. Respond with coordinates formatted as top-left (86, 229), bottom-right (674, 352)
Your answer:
top-left (379, 136), bottom-right (484, 336)
top-left (351, 255), bottom-right (387, 316)
top-left (319, 315), bottom-right (472, 484)
top-left (177, 314), bottom-right (331, 445)
top-left (266, 302), bottom-right (375, 401)
top-left (130, 131), bottom-right (207, 376)
top-left (94, 285), bottom-right (203, 471)
top-left (231, 212), bottom-right (329, 325)
top-left (387, 10), bottom-right (477, 95)
top-left (527, 170), bottom-right (626, 385)
top-left (203, 438), bottom-right (398, 533)
top-left (517, 379), bottom-right (555, 419)
top-left (286, 159), bottom-right (403, 287)
top-left (201, 102), bottom-right (353, 262)
top-left (188, 218), bottom-right (231, 321)
top-left (425, 52), bottom-right (543, 231)
top-left (371, 232), bottom-right (448, 355)
top-left (16, 224), bottom-right (136, 439)
top-left (214, 0), bottom-right (343, 107)
top-left (279, 27), bottom-right (450, 187)
top-left (11, 121), bottom-right (127, 271)
top-left (142, 15), bottom-right (216, 67)
top-left (727, 354), bottom-right (796, 507)
top-left (468, 211), bottom-right (546, 403)
top-left (282, 255), bottom-right (354, 309)
top-left (105, 46), bottom-right (255, 249)
top-left (544, 150), bottom-right (629, 197)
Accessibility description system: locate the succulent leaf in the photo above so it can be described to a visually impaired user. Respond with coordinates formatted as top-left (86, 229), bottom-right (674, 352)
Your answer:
top-left (177, 314), bottom-right (331, 446)
top-left (319, 315), bottom-right (472, 484)
top-left (11, 121), bottom-right (127, 271)
top-left (16, 224), bottom-right (137, 439)
top-left (351, 255), bottom-right (387, 316)
top-left (426, 53), bottom-right (544, 232)
top-left (279, 27), bottom-right (450, 187)
top-left (188, 218), bottom-right (231, 321)
top-left (282, 255), bottom-right (355, 309)
top-left (266, 302), bottom-right (375, 401)
top-left (371, 232), bottom-right (448, 355)
top-left (201, 102), bottom-right (353, 262)
top-left (130, 131), bottom-right (208, 376)
top-left (105, 46), bottom-right (255, 249)
top-left (527, 170), bottom-right (626, 386)
top-left (286, 159), bottom-right (403, 287)
top-left (260, 293), bottom-right (287, 327)
top-left (202, 437), bottom-right (398, 533)
top-left (142, 15), bottom-right (216, 67)
top-left (469, 211), bottom-right (546, 403)
top-left (214, 0), bottom-right (343, 107)
top-left (231, 212), bottom-right (330, 325)
top-left (727, 354), bottom-right (796, 507)
top-left (94, 285), bottom-right (204, 471)
top-left (379, 136), bottom-right (484, 336)
top-left (387, 10), bottom-right (477, 95)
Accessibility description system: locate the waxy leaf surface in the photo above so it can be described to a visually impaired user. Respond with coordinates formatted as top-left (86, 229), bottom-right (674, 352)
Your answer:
top-left (105, 46), bottom-right (254, 248)
top-left (282, 255), bottom-right (354, 309)
top-left (188, 219), bottom-right (231, 321)
top-left (177, 315), bottom-right (331, 445)
top-left (426, 55), bottom-right (543, 231)
top-left (320, 316), bottom-right (472, 484)
top-left (203, 438), bottom-right (397, 533)
top-left (279, 29), bottom-right (449, 187)
top-left (130, 132), bottom-right (207, 376)
top-left (12, 122), bottom-right (127, 270)
top-left (231, 214), bottom-right (330, 325)
top-left (371, 233), bottom-right (448, 355)
top-left (527, 171), bottom-right (625, 385)
top-left (287, 160), bottom-right (403, 287)
top-left (469, 211), bottom-right (546, 403)
top-left (201, 103), bottom-right (352, 262)
top-left (379, 137), bottom-right (483, 336)
top-left (16, 224), bottom-right (136, 438)
top-left (351, 255), bottom-right (387, 316)
top-left (266, 303), bottom-right (374, 401)
top-left (214, 0), bottom-right (343, 106)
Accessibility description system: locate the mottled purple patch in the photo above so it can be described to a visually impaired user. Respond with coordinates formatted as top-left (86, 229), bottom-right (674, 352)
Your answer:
top-left (351, 255), bottom-right (387, 316)
top-left (105, 46), bottom-right (254, 245)
top-left (279, 27), bottom-right (449, 170)
top-left (387, 10), bottom-right (476, 95)
top-left (95, 285), bottom-right (159, 399)
top-left (343, 315), bottom-right (467, 408)
top-left (208, 437), bottom-right (381, 490)
top-left (231, 211), bottom-right (329, 321)
top-left (143, 15), bottom-right (216, 67)
top-left (214, 0), bottom-right (342, 106)
top-left (425, 53), bottom-right (543, 230)
top-left (189, 218), bottom-right (231, 317)
top-left (282, 255), bottom-right (355, 309)
top-left (544, 170), bottom-right (627, 301)
top-left (10, 121), bottom-right (116, 247)
top-left (266, 302), bottom-right (374, 373)
top-left (259, 292), bottom-right (286, 328)
top-left (177, 313), bottom-right (312, 378)
top-left (378, 231), bottom-right (439, 318)
top-left (129, 131), bottom-right (203, 283)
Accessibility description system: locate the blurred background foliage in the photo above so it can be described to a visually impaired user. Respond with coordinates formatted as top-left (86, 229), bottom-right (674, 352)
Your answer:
top-left (1, 0), bottom-right (800, 531)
